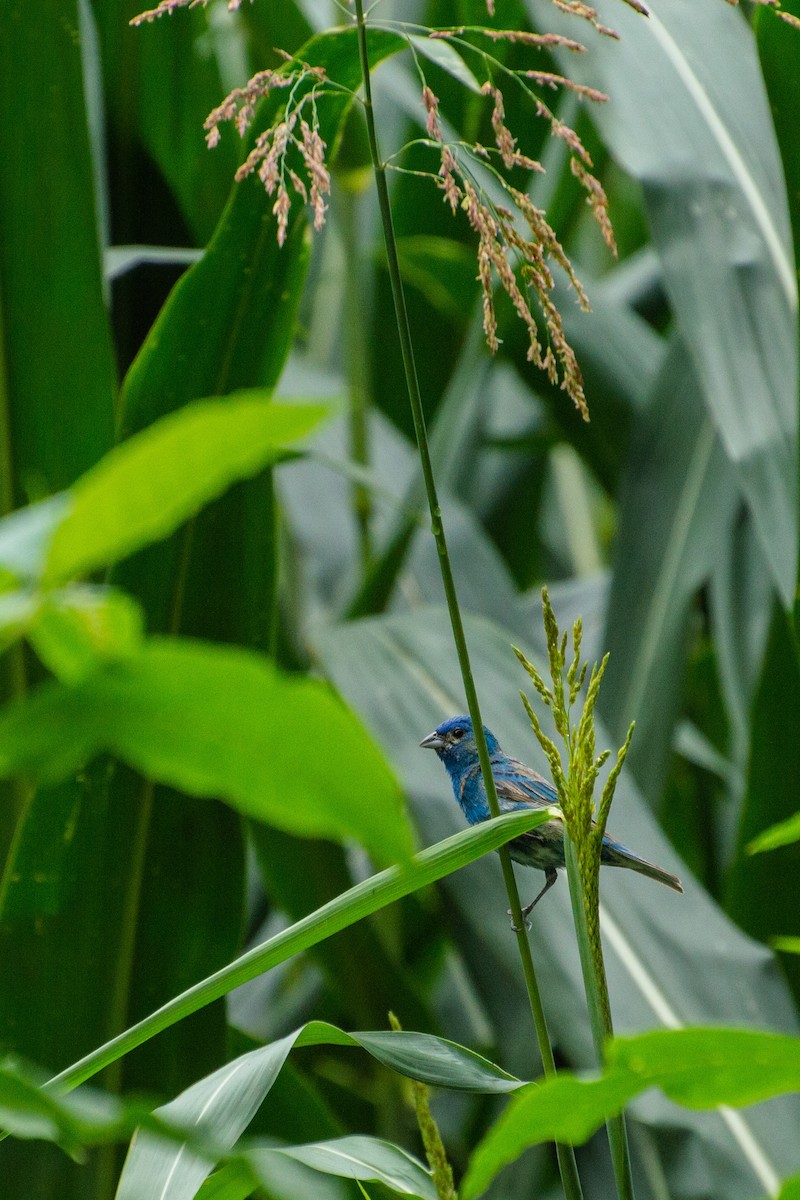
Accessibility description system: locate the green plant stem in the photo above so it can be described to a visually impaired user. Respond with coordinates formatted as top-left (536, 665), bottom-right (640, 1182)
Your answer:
top-left (337, 184), bottom-right (374, 573)
top-left (563, 836), bottom-right (635, 1200)
top-left (352, 8), bottom-right (583, 1199)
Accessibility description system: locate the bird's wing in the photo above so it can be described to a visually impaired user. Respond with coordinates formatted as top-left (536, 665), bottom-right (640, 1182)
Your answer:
top-left (492, 758), bottom-right (559, 809)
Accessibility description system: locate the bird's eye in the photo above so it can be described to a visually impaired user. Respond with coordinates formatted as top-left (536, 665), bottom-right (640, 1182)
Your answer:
top-left (452, 728), bottom-right (465, 740)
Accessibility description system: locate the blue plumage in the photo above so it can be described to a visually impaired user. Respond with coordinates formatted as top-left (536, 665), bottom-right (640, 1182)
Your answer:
top-left (421, 715), bottom-right (682, 916)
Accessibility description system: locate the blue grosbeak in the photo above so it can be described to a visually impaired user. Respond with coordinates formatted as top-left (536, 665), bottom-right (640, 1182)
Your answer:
top-left (421, 715), bottom-right (682, 917)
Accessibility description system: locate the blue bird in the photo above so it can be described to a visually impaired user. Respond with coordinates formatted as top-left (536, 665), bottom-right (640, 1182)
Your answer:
top-left (421, 715), bottom-right (682, 918)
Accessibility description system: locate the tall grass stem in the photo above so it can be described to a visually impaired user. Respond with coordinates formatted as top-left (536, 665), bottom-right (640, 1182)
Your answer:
top-left (564, 837), bottom-right (635, 1200)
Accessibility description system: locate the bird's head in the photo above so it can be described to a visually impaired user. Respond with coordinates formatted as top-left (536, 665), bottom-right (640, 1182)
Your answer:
top-left (420, 715), bottom-right (500, 767)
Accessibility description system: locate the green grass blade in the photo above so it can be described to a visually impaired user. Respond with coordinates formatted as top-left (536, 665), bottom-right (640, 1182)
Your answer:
top-left (48, 808), bottom-right (557, 1093)
top-left (248, 1137), bottom-right (436, 1200)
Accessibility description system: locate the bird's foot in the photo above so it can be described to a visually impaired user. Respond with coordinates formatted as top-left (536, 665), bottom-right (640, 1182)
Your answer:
top-left (507, 908), bottom-right (532, 933)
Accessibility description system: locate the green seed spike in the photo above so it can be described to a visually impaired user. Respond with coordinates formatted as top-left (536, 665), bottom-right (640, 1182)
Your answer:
top-left (596, 721), bottom-right (635, 845)
top-left (389, 1013), bottom-right (457, 1200)
top-left (594, 749), bottom-right (611, 772)
top-left (519, 690), bottom-right (566, 798)
top-left (512, 644), bottom-right (552, 706)
top-left (567, 618), bottom-right (584, 705)
top-left (517, 589), bottom-right (637, 1200)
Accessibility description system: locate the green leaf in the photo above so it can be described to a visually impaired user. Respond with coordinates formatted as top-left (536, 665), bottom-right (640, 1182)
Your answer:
top-left (117, 1021), bottom-right (510, 1200)
top-left (93, 0), bottom-right (238, 244)
top-left (756, 0), bottom-right (800, 268)
top-left (195, 1165), bottom-right (258, 1200)
top-left (610, 1027), bottom-right (800, 1107)
top-left (0, 1055), bottom-right (160, 1156)
top-left (748, 812), bottom-right (800, 856)
top-left (0, 637), bottom-right (412, 865)
top-left (0, 0), bottom-right (117, 967)
top-left (599, 336), bottom-right (737, 805)
top-left (773, 938), bottom-right (800, 956)
top-left (0, 0), bottom-right (115, 508)
top-left (48, 808), bottom-right (557, 1092)
top-left (407, 35), bottom-right (482, 94)
top-left (462, 1027), bottom-right (800, 1199)
top-left (249, 1136), bottom-right (436, 1199)
top-left (115, 1035), bottom-right (301, 1200)
top-left (42, 396), bottom-right (325, 585)
top-left (464, 1074), bottom-right (637, 1198)
top-left (27, 587), bottom-right (144, 683)
top-left (777, 1176), bottom-right (800, 1200)
top-left (294, 1023), bottom-right (521, 1093)
top-left (726, 604), bottom-right (800, 1004)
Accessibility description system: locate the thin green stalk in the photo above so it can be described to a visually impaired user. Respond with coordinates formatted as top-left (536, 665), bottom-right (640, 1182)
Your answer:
top-left (563, 837), bottom-right (634, 1200)
top-left (352, 8), bottom-right (583, 1199)
top-left (337, 184), bottom-right (374, 573)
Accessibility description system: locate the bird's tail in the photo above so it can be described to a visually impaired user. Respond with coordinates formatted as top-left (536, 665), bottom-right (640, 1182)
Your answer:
top-left (601, 837), bottom-right (683, 893)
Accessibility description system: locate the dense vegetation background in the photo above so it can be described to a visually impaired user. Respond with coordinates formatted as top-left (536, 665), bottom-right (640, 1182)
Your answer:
top-left (1, 0), bottom-right (800, 1197)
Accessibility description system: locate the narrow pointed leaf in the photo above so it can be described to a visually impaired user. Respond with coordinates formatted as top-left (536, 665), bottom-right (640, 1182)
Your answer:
top-left (600, 337), bottom-right (737, 805)
top-left (748, 813), bottom-right (800, 856)
top-left (48, 808), bottom-right (557, 1093)
top-left (0, 0), bottom-right (115, 508)
top-left (407, 35), bottom-right (482, 94)
top-left (250, 1136), bottom-right (436, 1199)
top-left (115, 1024), bottom-right (505, 1200)
top-left (293, 1023), bottom-right (522, 1092)
top-left (115, 1035), bottom-right (300, 1200)
top-left (726, 606), bottom-right (800, 1003)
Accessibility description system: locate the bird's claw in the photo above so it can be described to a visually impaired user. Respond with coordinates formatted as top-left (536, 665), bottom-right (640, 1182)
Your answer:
top-left (507, 908), bottom-right (531, 934)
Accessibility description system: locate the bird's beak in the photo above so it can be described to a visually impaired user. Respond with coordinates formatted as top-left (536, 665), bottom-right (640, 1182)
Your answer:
top-left (420, 730), bottom-right (445, 750)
